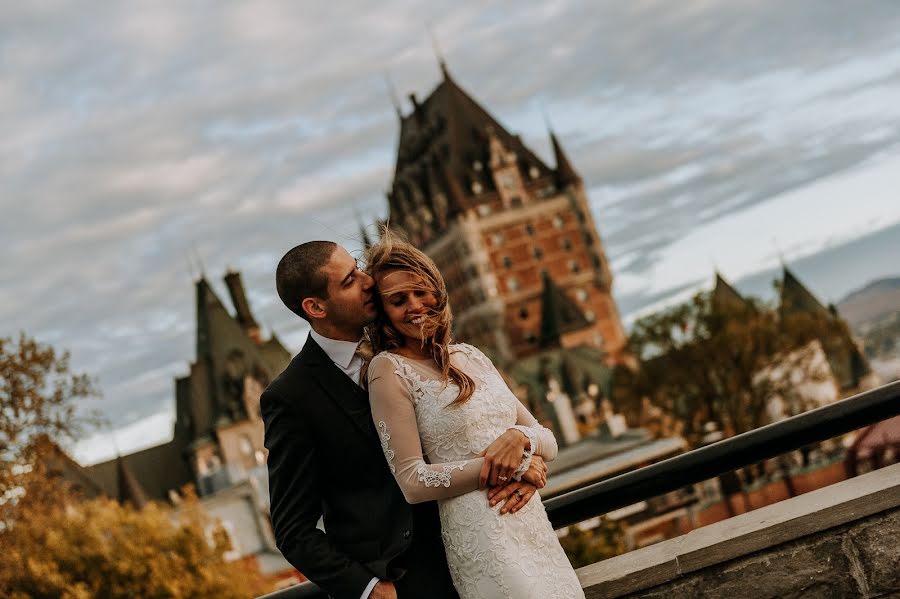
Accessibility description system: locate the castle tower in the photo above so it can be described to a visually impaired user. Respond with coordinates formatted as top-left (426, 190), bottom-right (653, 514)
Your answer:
top-left (387, 67), bottom-right (627, 364)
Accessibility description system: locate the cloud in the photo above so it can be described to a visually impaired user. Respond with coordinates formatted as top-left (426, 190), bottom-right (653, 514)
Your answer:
top-left (3, 0), bottom-right (900, 445)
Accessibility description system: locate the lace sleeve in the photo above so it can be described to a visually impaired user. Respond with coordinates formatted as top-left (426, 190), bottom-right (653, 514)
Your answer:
top-left (512, 404), bottom-right (558, 462)
top-left (367, 354), bottom-right (486, 504)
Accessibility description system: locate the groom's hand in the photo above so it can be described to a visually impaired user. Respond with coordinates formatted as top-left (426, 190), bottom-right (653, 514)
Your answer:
top-left (479, 428), bottom-right (530, 488)
top-left (487, 481), bottom-right (539, 514)
top-left (369, 580), bottom-right (398, 599)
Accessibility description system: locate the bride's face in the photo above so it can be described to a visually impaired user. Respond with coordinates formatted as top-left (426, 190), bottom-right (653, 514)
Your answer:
top-left (376, 269), bottom-right (439, 345)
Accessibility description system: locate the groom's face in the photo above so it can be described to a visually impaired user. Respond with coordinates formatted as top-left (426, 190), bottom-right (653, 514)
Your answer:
top-left (319, 246), bottom-right (377, 333)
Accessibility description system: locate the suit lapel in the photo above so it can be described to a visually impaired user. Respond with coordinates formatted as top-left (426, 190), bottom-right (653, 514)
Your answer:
top-left (301, 337), bottom-right (379, 444)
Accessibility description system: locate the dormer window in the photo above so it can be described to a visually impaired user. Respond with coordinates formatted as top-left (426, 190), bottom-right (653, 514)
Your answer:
top-left (529, 166), bottom-right (540, 179)
top-left (472, 181), bottom-right (483, 194)
top-left (473, 160), bottom-right (483, 172)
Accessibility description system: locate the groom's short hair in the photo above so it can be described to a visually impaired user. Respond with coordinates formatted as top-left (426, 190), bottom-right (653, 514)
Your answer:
top-left (276, 241), bottom-right (337, 321)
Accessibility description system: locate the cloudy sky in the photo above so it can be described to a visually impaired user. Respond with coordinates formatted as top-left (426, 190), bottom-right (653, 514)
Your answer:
top-left (3, 1), bottom-right (900, 463)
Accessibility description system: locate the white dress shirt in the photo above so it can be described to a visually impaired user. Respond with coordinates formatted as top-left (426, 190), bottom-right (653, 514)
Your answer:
top-left (307, 329), bottom-right (380, 598)
top-left (309, 329), bottom-right (367, 387)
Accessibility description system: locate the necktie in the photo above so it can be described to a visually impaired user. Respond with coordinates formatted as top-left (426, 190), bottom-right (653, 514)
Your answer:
top-left (354, 338), bottom-right (375, 386)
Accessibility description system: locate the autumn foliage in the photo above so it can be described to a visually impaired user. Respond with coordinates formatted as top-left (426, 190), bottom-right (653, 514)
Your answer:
top-left (0, 334), bottom-right (271, 598)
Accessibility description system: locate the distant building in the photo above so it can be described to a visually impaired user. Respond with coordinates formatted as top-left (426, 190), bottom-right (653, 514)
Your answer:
top-left (83, 271), bottom-right (295, 580)
top-left (386, 63), bottom-right (628, 367)
top-left (778, 267), bottom-right (879, 394)
top-left (713, 267), bottom-right (879, 407)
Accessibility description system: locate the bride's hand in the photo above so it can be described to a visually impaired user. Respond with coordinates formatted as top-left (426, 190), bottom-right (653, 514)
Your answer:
top-left (521, 455), bottom-right (548, 489)
top-left (488, 481), bottom-right (539, 514)
top-left (479, 428), bottom-right (530, 488)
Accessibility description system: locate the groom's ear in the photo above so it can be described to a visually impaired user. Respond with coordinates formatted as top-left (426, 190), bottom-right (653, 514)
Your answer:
top-left (301, 297), bottom-right (326, 321)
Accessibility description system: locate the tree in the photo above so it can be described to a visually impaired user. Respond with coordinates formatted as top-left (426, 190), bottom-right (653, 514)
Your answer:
top-left (623, 291), bottom-right (834, 441)
top-left (1, 333), bottom-right (102, 526)
top-left (0, 489), bottom-right (269, 599)
top-left (0, 334), bottom-right (273, 598)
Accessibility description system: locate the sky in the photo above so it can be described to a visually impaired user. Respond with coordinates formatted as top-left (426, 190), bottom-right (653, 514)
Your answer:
top-left (2, 1), bottom-right (900, 464)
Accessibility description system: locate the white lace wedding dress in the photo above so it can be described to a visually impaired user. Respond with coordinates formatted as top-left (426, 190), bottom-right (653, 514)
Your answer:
top-left (367, 344), bottom-right (584, 599)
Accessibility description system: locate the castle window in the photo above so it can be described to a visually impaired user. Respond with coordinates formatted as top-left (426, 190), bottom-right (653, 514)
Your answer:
top-left (510, 196), bottom-right (523, 208)
top-left (477, 203), bottom-right (491, 216)
top-left (507, 276), bottom-right (520, 292)
top-left (568, 260), bottom-right (580, 273)
top-left (502, 256), bottom-right (513, 269)
top-left (525, 332), bottom-right (538, 344)
top-left (519, 307), bottom-right (529, 320)
top-left (575, 288), bottom-right (588, 302)
top-left (525, 223), bottom-right (535, 236)
top-left (585, 310), bottom-right (596, 322)
top-left (529, 166), bottom-right (540, 179)
top-left (492, 232), bottom-right (505, 245)
top-left (500, 173), bottom-right (515, 189)
top-left (553, 215), bottom-right (564, 229)
top-left (532, 246), bottom-right (543, 260)
top-left (472, 182), bottom-right (484, 194)
top-left (473, 160), bottom-right (483, 172)
top-left (562, 237), bottom-right (573, 251)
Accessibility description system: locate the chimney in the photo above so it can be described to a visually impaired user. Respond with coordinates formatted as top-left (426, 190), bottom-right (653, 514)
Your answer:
top-left (408, 93), bottom-right (425, 123)
top-left (224, 271), bottom-right (261, 344)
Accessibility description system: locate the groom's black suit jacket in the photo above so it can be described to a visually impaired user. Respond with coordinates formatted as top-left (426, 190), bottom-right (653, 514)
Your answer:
top-left (261, 336), bottom-right (453, 599)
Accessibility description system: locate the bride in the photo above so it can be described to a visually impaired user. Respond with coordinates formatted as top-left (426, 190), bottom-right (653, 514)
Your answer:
top-left (364, 231), bottom-right (585, 599)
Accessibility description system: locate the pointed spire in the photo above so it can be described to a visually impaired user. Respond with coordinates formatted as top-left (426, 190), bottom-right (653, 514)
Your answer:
top-left (712, 271), bottom-right (750, 314)
top-left (357, 210), bottom-right (373, 250)
top-left (191, 242), bottom-right (207, 279)
top-left (384, 72), bottom-right (403, 119)
top-left (427, 23), bottom-right (448, 78)
top-left (224, 270), bottom-right (261, 343)
top-left (780, 266), bottom-right (829, 318)
top-left (550, 129), bottom-right (581, 187)
top-left (538, 271), bottom-right (591, 348)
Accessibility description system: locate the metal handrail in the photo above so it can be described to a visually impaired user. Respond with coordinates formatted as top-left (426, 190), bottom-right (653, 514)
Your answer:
top-left (259, 379), bottom-right (900, 598)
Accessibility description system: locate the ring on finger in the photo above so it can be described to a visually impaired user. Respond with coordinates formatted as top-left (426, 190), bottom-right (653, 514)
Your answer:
top-left (515, 490), bottom-right (524, 498)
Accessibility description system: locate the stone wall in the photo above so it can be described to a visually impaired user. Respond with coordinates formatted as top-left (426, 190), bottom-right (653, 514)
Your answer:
top-left (577, 462), bottom-right (900, 598)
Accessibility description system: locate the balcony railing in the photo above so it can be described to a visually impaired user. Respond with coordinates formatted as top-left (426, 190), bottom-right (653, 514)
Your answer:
top-left (258, 379), bottom-right (900, 599)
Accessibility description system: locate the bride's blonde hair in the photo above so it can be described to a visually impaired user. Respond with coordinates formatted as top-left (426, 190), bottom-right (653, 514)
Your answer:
top-left (364, 227), bottom-right (476, 405)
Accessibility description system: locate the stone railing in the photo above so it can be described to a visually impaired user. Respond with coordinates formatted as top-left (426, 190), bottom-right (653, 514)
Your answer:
top-left (259, 380), bottom-right (900, 599)
top-left (578, 461), bottom-right (900, 597)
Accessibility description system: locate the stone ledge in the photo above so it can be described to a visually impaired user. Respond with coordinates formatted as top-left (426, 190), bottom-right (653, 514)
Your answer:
top-left (576, 462), bottom-right (900, 598)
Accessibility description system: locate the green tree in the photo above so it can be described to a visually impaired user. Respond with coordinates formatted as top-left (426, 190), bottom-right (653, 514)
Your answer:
top-left (623, 291), bottom-right (834, 441)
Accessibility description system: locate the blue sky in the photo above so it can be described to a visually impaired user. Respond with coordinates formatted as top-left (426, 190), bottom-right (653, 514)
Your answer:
top-left (2, 1), bottom-right (900, 462)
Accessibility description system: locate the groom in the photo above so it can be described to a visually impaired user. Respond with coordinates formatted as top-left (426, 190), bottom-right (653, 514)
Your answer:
top-left (262, 241), bottom-right (539, 599)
